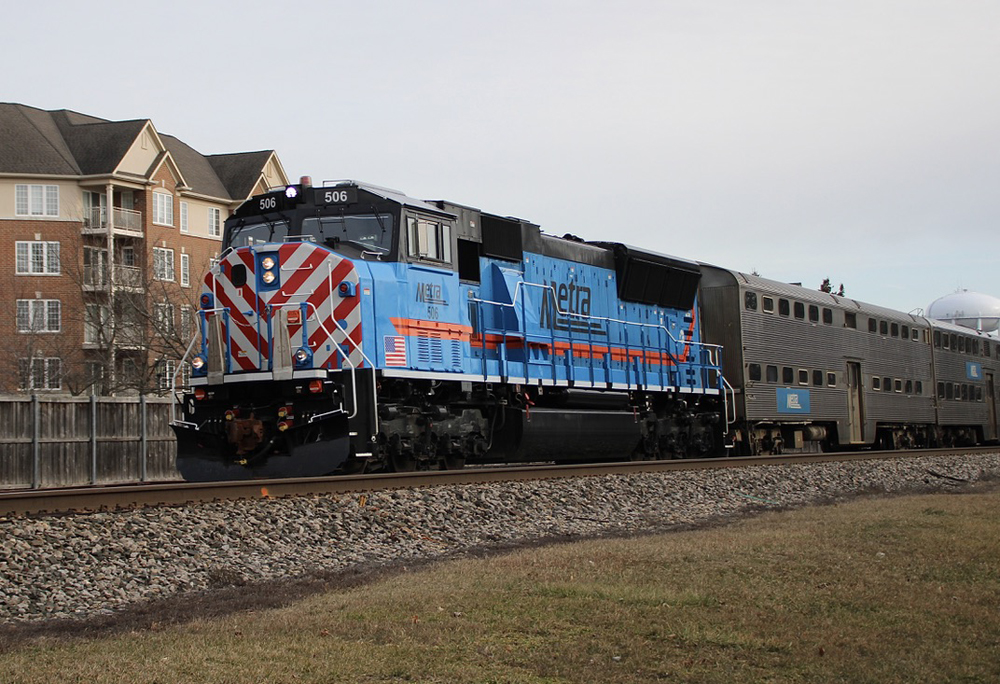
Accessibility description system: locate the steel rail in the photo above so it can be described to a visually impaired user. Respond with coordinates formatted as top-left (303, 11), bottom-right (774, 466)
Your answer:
top-left (0, 446), bottom-right (996, 517)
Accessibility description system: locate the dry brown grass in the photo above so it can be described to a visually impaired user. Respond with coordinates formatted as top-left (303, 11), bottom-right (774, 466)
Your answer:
top-left (3, 487), bottom-right (999, 683)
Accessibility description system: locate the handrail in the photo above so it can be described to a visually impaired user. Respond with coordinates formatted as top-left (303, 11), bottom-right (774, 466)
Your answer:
top-left (470, 280), bottom-right (725, 389)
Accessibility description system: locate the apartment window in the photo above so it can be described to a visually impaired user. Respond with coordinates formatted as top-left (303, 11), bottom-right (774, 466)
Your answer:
top-left (18, 357), bottom-right (61, 391)
top-left (782, 367), bottom-right (793, 384)
top-left (762, 297), bottom-right (774, 314)
top-left (15, 241), bottom-right (60, 275)
top-left (84, 305), bottom-right (109, 345)
top-left (179, 306), bottom-right (193, 340)
top-left (15, 184), bottom-right (59, 217)
top-left (153, 192), bottom-right (174, 226)
top-left (180, 253), bottom-right (190, 287)
top-left (208, 208), bottom-right (221, 237)
top-left (154, 303), bottom-right (175, 335)
top-left (766, 365), bottom-right (778, 383)
top-left (153, 247), bottom-right (175, 281)
top-left (16, 299), bottom-right (60, 333)
top-left (155, 359), bottom-right (177, 392)
top-left (406, 216), bottom-right (451, 262)
top-left (180, 202), bottom-right (189, 233)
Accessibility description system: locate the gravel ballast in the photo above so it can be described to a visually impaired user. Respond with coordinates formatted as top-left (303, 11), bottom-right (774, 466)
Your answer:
top-left (1, 453), bottom-right (999, 626)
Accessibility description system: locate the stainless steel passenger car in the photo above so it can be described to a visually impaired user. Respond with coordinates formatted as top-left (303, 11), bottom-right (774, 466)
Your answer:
top-left (699, 266), bottom-right (999, 454)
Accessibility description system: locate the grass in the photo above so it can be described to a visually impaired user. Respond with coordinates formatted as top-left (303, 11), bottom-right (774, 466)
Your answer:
top-left (2, 487), bottom-right (1000, 683)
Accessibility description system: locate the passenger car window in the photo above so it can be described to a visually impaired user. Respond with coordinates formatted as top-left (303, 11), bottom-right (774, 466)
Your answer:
top-left (748, 363), bottom-right (761, 381)
top-left (880, 321), bottom-right (888, 335)
top-left (782, 367), bottom-right (793, 384)
top-left (873, 377), bottom-right (882, 391)
top-left (745, 291), bottom-right (758, 310)
top-left (915, 380), bottom-right (923, 395)
top-left (794, 302), bottom-right (805, 319)
top-left (779, 299), bottom-right (790, 316)
top-left (844, 312), bottom-right (857, 329)
top-left (868, 318), bottom-right (877, 333)
top-left (905, 380), bottom-right (913, 394)
top-left (827, 372), bottom-right (836, 387)
top-left (809, 305), bottom-right (819, 322)
top-left (798, 369), bottom-right (808, 385)
top-left (812, 370), bottom-right (823, 386)
top-left (890, 323), bottom-right (899, 338)
top-left (901, 326), bottom-right (909, 340)
top-left (766, 365), bottom-right (778, 383)
top-left (762, 297), bottom-right (774, 313)
top-left (822, 308), bottom-right (833, 325)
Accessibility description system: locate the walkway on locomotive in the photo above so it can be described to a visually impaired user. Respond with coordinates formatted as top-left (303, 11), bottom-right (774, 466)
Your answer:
top-left (182, 181), bottom-right (725, 399)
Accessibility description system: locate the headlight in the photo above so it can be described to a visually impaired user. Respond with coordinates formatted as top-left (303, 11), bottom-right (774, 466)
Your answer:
top-left (293, 347), bottom-right (313, 368)
top-left (191, 356), bottom-right (205, 370)
top-left (261, 256), bottom-right (276, 270)
top-left (262, 270), bottom-right (276, 284)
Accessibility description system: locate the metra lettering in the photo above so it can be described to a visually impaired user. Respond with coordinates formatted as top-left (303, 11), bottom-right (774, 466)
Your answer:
top-left (539, 280), bottom-right (606, 335)
top-left (415, 282), bottom-right (447, 305)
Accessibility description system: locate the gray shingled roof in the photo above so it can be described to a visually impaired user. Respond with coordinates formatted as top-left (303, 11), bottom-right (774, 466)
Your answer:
top-left (0, 103), bottom-right (278, 202)
top-left (207, 151), bottom-right (275, 199)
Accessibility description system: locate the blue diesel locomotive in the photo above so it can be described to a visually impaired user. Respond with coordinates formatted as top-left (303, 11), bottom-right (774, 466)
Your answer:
top-left (172, 179), bottom-right (727, 479)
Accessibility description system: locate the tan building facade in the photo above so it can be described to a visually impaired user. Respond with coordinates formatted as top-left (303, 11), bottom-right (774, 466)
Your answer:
top-left (0, 104), bottom-right (289, 395)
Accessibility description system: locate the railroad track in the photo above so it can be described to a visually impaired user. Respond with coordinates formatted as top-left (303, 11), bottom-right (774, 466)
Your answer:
top-left (1, 446), bottom-right (996, 517)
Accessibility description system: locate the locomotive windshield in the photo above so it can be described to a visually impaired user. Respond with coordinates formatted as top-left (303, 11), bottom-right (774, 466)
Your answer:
top-left (301, 214), bottom-right (394, 255)
top-left (226, 219), bottom-right (290, 248)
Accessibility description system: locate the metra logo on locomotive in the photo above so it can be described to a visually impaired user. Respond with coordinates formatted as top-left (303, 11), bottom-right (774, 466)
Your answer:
top-left (539, 279), bottom-right (606, 335)
top-left (415, 282), bottom-right (447, 306)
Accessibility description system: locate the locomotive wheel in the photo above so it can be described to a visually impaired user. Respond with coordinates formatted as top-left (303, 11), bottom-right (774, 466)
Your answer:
top-left (442, 454), bottom-right (466, 470)
top-left (390, 452), bottom-right (417, 472)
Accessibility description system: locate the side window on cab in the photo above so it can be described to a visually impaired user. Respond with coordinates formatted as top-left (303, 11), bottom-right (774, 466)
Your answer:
top-left (407, 216), bottom-right (452, 263)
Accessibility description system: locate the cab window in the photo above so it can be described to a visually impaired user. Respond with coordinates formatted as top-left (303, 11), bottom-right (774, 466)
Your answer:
top-left (407, 216), bottom-right (452, 263)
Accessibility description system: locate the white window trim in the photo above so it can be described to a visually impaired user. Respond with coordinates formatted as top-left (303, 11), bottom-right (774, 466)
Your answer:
top-left (153, 192), bottom-right (174, 227)
top-left (180, 253), bottom-right (190, 287)
top-left (15, 184), bottom-right (59, 218)
top-left (19, 357), bottom-right (62, 391)
top-left (16, 299), bottom-right (61, 333)
top-left (208, 207), bottom-right (221, 238)
top-left (15, 241), bottom-right (61, 275)
top-left (180, 201), bottom-right (189, 233)
top-left (153, 247), bottom-right (175, 282)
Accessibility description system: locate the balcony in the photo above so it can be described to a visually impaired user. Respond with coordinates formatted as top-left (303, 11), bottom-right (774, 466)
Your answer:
top-left (83, 265), bottom-right (145, 292)
top-left (81, 207), bottom-right (144, 237)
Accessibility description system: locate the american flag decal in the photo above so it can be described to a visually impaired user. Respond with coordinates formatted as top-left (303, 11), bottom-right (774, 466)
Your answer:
top-left (384, 335), bottom-right (407, 367)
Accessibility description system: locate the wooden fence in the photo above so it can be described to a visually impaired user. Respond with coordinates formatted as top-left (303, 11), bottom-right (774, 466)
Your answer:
top-left (0, 395), bottom-right (181, 489)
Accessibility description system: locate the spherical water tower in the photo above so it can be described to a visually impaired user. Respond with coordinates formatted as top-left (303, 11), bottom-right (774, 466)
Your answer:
top-left (926, 290), bottom-right (1000, 333)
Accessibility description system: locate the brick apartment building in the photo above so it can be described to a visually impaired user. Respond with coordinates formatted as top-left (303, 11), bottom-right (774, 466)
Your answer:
top-left (0, 103), bottom-right (289, 395)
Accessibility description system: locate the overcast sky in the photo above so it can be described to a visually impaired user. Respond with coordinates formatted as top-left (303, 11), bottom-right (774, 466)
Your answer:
top-left (5, 0), bottom-right (998, 315)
